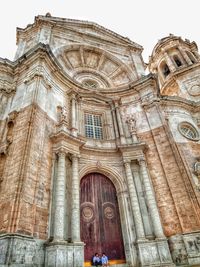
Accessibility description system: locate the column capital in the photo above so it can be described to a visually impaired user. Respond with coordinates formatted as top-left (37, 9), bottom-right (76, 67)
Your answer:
top-left (57, 149), bottom-right (67, 158)
top-left (138, 157), bottom-right (146, 165)
top-left (113, 99), bottom-right (121, 108)
top-left (71, 153), bottom-right (80, 160)
top-left (71, 93), bottom-right (77, 101)
top-left (123, 159), bottom-right (131, 166)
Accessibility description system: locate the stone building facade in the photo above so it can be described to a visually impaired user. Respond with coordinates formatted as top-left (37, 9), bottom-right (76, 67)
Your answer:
top-left (1, 13), bottom-right (200, 267)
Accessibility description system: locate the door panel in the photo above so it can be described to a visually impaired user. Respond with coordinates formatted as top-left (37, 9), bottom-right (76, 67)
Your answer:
top-left (80, 173), bottom-right (125, 262)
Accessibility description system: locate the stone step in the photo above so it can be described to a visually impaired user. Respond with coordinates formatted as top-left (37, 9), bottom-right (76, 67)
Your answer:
top-left (91, 265), bottom-right (127, 267)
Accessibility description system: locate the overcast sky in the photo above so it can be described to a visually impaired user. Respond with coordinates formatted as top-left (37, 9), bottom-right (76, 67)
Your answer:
top-left (0, 0), bottom-right (199, 62)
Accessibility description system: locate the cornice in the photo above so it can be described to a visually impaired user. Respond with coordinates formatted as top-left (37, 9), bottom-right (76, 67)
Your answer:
top-left (81, 145), bottom-right (119, 154)
top-left (118, 142), bottom-right (148, 152)
top-left (160, 95), bottom-right (200, 112)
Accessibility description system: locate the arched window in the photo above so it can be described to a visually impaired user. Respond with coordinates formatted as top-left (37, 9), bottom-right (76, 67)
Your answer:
top-left (173, 55), bottom-right (182, 67)
top-left (160, 62), bottom-right (170, 78)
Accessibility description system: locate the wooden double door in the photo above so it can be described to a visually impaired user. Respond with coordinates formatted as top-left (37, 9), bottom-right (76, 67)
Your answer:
top-left (80, 173), bottom-right (125, 263)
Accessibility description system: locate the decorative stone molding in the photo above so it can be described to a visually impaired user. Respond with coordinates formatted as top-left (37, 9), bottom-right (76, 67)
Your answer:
top-left (8, 110), bottom-right (18, 123)
top-left (0, 234), bottom-right (45, 266)
top-left (23, 67), bottom-right (52, 89)
top-left (188, 84), bottom-right (200, 96)
top-left (194, 161), bottom-right (200, 179)
top-left (0, 81), bottom-right (16, 95)
top-left (57, 105), bottom-right (68, 122)
top-left (141, 93), bottom-right (159, 109)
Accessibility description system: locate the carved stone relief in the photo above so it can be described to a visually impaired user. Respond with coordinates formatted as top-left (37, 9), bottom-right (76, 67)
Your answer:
top-left (0, 235), bottom-right (45, 265)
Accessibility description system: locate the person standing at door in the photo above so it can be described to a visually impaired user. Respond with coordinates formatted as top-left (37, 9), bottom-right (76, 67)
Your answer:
top-left (101, 253), bottom-right (109, 267)
top-left (93, 253), bottom-right (102, 266)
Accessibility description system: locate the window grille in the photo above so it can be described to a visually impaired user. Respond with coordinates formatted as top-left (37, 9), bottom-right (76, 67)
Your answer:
top-left (179, 122), bottom-right (199, 141)
top-left (84, 113), bottom-right (103, 139)
top-left (83, 79), bottom-right (98, 89)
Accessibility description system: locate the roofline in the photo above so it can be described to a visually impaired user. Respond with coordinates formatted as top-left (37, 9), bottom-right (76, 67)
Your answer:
top-left (16, 14), bottom-right (143, 51)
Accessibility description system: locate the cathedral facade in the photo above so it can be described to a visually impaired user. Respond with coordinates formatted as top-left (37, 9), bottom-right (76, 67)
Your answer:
top-left (1, 14), bottom-right (200, 267)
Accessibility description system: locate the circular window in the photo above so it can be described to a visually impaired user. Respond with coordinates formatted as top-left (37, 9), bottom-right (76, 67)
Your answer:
top-left (83, 79), bottom-right (98, 89)
top-left (179, 122), bottom-right (199, 141)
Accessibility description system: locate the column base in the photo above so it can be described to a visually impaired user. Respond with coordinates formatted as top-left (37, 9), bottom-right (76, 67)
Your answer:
top-left (137, 238), bottom-right (174, 266)
top-left (45, 241), bottom-right (84, 267)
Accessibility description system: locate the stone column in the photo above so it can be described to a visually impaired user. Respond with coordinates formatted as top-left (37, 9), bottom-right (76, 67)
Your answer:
top-left (132, 162), bottom-right (153, 238)
top-left (115, 102), bottom-right (126, 145)
top-left (139, 158), bottom-right (165, 239)
top-left (178, 47), bottom-right (193, 65)
top-left (117, 190), bottom-right (138, 266)
top-left (71, 94), bottom-right (77, 137)
top-left (53, 151), bottom-right (66, 241)
top-left (71, 154), bottom-right (81, 242)
top-left (164, 52), bottom-right (176, 72)
top-left (124, 160), bottom-right (145, 240)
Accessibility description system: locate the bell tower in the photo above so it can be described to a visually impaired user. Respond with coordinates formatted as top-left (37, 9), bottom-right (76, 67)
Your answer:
top-left (149, 34), bottom-right (200, 96)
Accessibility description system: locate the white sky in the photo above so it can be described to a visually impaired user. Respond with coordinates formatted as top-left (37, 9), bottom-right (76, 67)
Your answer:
top-left (0, 0), bottom-right (199, 63)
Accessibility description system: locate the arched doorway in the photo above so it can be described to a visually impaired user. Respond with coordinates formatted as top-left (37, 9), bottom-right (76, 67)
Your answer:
top-left (80, 172), bottom-right (125, 265)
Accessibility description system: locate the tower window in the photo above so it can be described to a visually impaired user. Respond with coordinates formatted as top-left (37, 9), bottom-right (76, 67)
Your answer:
top-left (84, 113), bottom-right (103, 139)
top-left (173, 55), bottom-right (182, 67)
top-left (161, 63), bottom-right (170, 78)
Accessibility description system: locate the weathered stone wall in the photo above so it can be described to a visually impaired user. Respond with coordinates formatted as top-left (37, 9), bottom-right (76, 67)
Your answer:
top-left (138, 125), bottom-right (200, 236)
top-left (0, 104), bottom-right (54, 240)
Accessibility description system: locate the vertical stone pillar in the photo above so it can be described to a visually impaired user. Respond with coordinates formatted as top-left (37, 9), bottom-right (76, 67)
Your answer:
top-left (117, 190), bottom-right (138, 266)
top-left (71, 154), bottom-right (81, 242)
top-left (178, 47), bottom-right (193, 65)
top-left (139, 158), bottom-right (165, 238)
top-left (132, 162), bottom-right (153, 238)
top-left (164, 52), bottom-right (176, 72)
top-left (115, 102), bottom-right (126, 145)
top-left (124, 160), bottom-right (145, 240)
top-left (191, 50), bottom-right (200, 60)
top-left (53, 151), bottom-right (66, 241)
top-left (110, 103), bottom-right (119, 139)
top-left (71, 94), bottom-right (77, 137)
